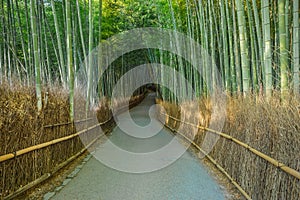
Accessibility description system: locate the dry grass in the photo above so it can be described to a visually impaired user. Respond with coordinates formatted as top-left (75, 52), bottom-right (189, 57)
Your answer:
top-left (0, 83), bottom-right (85, 198)
top-left (158, 94), bottom-right (300, 199)
top-left (0, 82), bottom-right (145, 199)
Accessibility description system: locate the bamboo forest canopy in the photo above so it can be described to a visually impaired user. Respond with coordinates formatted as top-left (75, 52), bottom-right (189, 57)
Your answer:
top-left (0, 0), bottom-right (299, 103)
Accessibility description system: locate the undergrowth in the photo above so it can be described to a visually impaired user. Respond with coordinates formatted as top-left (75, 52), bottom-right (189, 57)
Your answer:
top-left (157, 94), bottom-right (300, 199)
top-left (0, 82), bottom-right (144, 198)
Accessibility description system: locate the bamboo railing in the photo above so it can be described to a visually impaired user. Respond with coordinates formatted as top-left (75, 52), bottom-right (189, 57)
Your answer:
top-left (0, 95), bottom-right (146, 163)
top-left (42, 92), bottom-right (147, 129)
top-left (0, 122), bottom-right (107, 163)
top-left (43, 118), bottom-right (94, 128)
top-left (162, 119), bottom-right (252, 200)
top-left (1, 93), bottom-right (146, 199)
top-left (159, 112), bottom-right (300, 181)
top-left (3, 133), bottom-right (104, 200)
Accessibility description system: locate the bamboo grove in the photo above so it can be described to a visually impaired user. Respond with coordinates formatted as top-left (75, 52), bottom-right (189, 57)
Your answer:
top-left (149, 0), bottom-right (299, 101)
top-left (0, 0), bottom-right (299, 115)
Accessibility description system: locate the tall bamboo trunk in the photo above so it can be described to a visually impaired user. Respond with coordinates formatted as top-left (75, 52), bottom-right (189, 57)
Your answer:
top-left (30, 0), bottom-right (42, 111)
top-left (98, 0), bottom-right (103, 97)
top-left (279, 0), bottom-right (289, 101)
top-left (220, 0), bottom-right (230, 93)
top-left (246, 0), bottom-right (258, 94)
top-left (76, 0), bottom-right (87, 65)
top-left (0, 0), bottom-right (3, 83)
top-left (15, 0), bottom-right (29, 81)
top-left (262, 0), bottom-right (273, 100)
top-left (41, 2), bottom-right (51, 83)
top-left (293, 0), bottom-right (299, 95)
top-left (72, 3), bottom-right (77, 87)
top-left (208, 0), bottom-right (215, 94)
top-left (86, 0), bottom-right (93, 111)
top-left (252, 0), bottom-right (264, 90)
top-left (235, 0), bottom-right (250, 95)
top-left (25, 0), bottom-right (33, 84)
top-left (66, 0), bottom-right (74, 120)
top-left (232, 1), bottom-right (242, 94)
top-left (225, 0), bottom-right (236, 94)
top-left (51, 0), bottom-right (66, 86)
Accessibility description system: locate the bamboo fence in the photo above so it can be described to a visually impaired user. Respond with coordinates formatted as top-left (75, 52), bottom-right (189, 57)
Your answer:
top-left (3, 133), bottom-right (104, 200)
top-left (159, 112), bottom-right (300, 180)
top-left (0, 94), bottom-right (146, 163)
top-left (0, 123), bottom-right (106, 163)
top-left (157, 109), bottom-right (300, 199)
top-left (162, 119), bottom-right (252, 200)
top-left (43, 118), bottom-right (94, 128)
top-left (1, 93), bottom-right (146, 199)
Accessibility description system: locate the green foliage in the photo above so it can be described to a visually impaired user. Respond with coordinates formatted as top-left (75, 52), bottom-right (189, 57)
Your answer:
top-left (0, 0), bottom-right (299, 103)
top-left (101, 0), bottom-right (159, 39)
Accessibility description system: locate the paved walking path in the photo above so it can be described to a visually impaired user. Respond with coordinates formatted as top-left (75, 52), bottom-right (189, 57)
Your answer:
top-left (51, 94), bottom-right (226, 200)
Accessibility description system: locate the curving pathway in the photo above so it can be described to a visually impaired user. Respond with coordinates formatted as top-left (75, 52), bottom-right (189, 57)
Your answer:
top-left (51, 93), bottom-right (227, 200)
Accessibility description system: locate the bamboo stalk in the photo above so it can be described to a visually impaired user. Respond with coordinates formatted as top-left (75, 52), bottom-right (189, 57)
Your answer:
top-left (262, 0), bottom-right (273, 100)
top-left (66, 0), bottom-right (74, 121)
top-left (50, 0), bottom-right (66, 85)
top-left (279, 0), bottom-right (289, 101)
top-left (159, 111), bottom-right (300, 180)
top-left (220, 0), bottom-right (230, 93)
top-left (235, 0), bottom-right (250, 95)
top-left (30, 0), bottom-right (42, 112)
top-left (225, 0), bottom-right (236, 94)
top-left (293, 0), bottom-right (299, 95)
top-left (252, 0), bottom-right (264, 89)
top-left (86, 0), bottom-right (94, 112)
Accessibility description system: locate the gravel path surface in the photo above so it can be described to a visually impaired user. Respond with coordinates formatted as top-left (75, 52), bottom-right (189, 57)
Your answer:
top-left (51, 94), bottom-right (226, 200)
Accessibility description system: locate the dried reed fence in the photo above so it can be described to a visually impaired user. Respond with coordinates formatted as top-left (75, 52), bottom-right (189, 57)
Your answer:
top-left (0, 83), bottom-right (146, 199)
top-left (156, 96), bottom-right (300, 200)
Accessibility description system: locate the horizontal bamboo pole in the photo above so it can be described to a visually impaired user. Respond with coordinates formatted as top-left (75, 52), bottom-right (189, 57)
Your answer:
top-left (4, 132), bottom-right (105, 200)
top-left (0, 94), bottom-right (146, 163)
top-left (43, 92), bottom-right (146, 128)
top-left (159, 112), bottom-right (300, 180)
top-left (162, 122), bottom-right (252, 200)
top-left (44, 118), bottom-right (94, 128)
top-left (0, 123), bottom-right (103, 163)
top-left (1, 93), bottom-right (147, 199)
